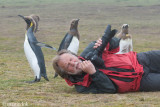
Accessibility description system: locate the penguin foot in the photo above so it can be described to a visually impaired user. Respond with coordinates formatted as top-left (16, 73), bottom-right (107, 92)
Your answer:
top-left (43, 76), bottom-right (49, 81)
top-left (25, 78), bottom-right (40, 83)
top-left (54, 72), bottom-right (58, 78)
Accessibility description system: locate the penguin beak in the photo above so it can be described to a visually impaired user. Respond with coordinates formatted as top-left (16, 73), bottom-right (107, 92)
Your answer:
top-left (18, 15), bottom-right (25, 20)
top-left (18, 15), bottom-right (30, 24)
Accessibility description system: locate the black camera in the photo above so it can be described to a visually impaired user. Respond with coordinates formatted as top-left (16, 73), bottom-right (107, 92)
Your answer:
top-left (85, 25), bottom-right (117, 67)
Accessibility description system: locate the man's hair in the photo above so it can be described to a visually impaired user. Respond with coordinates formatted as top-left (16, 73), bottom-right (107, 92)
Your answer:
top-left (52, 49), bottom-right (77, 79)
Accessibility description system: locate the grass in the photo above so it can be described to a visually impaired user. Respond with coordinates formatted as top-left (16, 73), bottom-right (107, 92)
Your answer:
top-left (1, 0), bottom-right (160, 106)
top-left (1, 0), bottom-right (160, 6)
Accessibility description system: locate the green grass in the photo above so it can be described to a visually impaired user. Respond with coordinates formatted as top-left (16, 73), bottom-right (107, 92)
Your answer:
top-left (1, 0), bottom-right (160, 106)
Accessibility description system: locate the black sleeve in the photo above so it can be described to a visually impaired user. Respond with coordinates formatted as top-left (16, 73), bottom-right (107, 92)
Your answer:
top-left (80, 37), bottom-right (120, 58)
top-left (109, 37), bottom-right (120, 51)
top-left (58, 33), bottom-right (73, 51)
top-left (76, 37), bottom-right (119, 94)
top-left (80, 41), bottom-right (95, 58)
top-left (75, 70), bottom-right (117, 94)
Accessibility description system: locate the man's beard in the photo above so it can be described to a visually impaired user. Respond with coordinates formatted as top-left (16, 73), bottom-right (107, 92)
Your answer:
top-left (69, 63), bottom-right (82, 75)
top-left (67, 61), bottom-right (82, 75)
top-left (67, 69), bottom-right (82, 75)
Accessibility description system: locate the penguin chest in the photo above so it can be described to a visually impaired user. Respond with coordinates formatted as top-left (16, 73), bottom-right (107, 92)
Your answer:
top-left (117, 38), bottom-right (133, 54)
top-left (24, 34), bottom-right (40, 76)
top-left (67, 36), bottom-right (79, 54)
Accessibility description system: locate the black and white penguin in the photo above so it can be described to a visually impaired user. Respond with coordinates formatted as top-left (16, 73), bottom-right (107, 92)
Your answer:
top-left (116, 24), bottom-right (133, 54)
top-left (54, 19), bottom-right (80, 78)
top-left (58, 19), bottom-right (80, 54)
top-left (18, 14), bottom-right (49, 83)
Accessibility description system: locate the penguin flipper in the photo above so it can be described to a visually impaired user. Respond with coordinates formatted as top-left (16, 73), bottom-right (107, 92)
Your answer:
top-left (63, 34), bottom-right (73, 49)
top-left (58, 33), bottom-right (73, 51)
top-left (34, 42), bottom-right (57, 50)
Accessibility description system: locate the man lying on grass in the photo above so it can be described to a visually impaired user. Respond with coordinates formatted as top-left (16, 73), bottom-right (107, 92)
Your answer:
top-left (52, 25), bottom-right (160, 93)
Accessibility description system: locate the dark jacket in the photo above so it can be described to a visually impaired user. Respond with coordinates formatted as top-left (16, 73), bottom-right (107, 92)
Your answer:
top-left (73, 37), bottom-right (120, 93)
top-left (66, 37), bottom-right (160, 93)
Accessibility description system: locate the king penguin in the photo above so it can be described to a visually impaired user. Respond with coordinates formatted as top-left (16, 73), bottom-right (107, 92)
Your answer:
top-left (116, 24), bottom-right (133, 54)
top-left (54, 19), bottom-right (80, 78)
top-left (18, 14), bottom-right (49, 83)
top-left (58, 19), bottom-right (80, 53)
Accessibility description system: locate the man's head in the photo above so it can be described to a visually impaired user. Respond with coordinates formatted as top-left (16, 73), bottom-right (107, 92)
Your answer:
top-left (52, 50), bottom-right (82, 79)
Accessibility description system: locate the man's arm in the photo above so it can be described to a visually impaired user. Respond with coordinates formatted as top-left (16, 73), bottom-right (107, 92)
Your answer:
top-left (80, 37), bottom-right (120, 58)
top-left (109, 37), bottom-right (120, 50)
top-left (76, 37), bottom-right (119, 93)
top-left (75, 70), bottom-right (117, 94)
top-left (80, 41), bottom-right (95, 58)
top-left (76, 60), bottom-right (116, 94)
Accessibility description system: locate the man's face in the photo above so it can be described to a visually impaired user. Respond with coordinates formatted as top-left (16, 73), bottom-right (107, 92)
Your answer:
top-left (57, 53), bottom-right (82, 75)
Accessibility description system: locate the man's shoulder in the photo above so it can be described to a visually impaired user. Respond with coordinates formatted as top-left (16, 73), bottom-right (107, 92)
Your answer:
top-left (80, 41), bottom-right (95, 58)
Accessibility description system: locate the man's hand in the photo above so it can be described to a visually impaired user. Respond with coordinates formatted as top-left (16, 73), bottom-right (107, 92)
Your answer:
top-left (80, 60), bottom-right (96, 75)
top-left (93, 38), bottom-right (102, 49)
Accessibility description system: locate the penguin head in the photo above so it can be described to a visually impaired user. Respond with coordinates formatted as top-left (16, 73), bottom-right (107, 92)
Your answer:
top-left (70, 19), bottom-right (80, 30)
top-left (18, 14), bottom-right (40, 33)
top-left (121, 24), bottom-right (129, 34)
